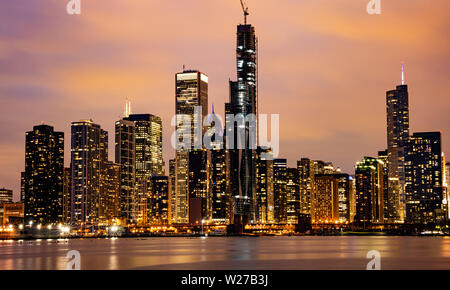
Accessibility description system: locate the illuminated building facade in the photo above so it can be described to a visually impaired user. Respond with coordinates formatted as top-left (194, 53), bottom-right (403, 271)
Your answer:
top-left (297, 158), bottom-right (314, 215)
top-left (255, 147), bottom-right (274, 224)
top-left (378, 150), bottom-right (391, 222)
top-left (386, 79), bottom-right (410, 222)
top-left (1, 203), bottom-right (24, 226)
top-left (101, 161), bottom-right (120, 223)
top-left (174, 70), bottom-right (209, 224)
top-left (0, 189), bottom-right (13, 205)
top-left (207, 111), bottom-right (230, 224)
top-left (125, 114), bottom-right (163, 225)
top-left (273, 159), bottom-right (287, 224)
top-left (62, 167), bottom-right (71, 224)
top-left (71, 120), bottom-right (108, 225)
top-left (405, 132), bottom-right (444, 224)
top-left (115, 119), bottom-right (136, 224)
top-left (25, 125), bottom-right (64, 224)
top-left (312, 175), bottom-right (339, 224)
top-left (354, 157), bottom-right (384, 224)
top-left (226, 23), bottom-right (258, 227)
top-left (286, 168), bottom-right (299, 224)
top-left (169, 159), bottom-right (176, 223)
top-left (445, 162), bottom-right (450, 219)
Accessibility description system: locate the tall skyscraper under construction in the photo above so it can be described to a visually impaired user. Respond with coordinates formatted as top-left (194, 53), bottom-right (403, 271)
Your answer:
top-left (225, 14), bottom-right (258, 230)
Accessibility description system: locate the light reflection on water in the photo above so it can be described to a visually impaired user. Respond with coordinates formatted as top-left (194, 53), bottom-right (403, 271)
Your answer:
top-left (0, 236), bottom-right (449, 270)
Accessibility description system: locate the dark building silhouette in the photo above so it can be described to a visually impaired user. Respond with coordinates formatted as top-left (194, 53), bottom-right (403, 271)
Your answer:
top-left (151, 176), bottom-right (170, 225)
top-left (24, 125), bottom-right (64, 224)
top-left (405, 132), bottom-right (444, 224)
top-left (354, 157), bottom-right (384, 224)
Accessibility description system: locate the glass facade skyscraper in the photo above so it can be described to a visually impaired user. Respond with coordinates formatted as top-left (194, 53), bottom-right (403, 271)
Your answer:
top-left (386, 84), bottom-right (410, 222)
top-left (226, 23), bottom-right (258, 228)
top-left (174, 70), bottom-right (209, 224)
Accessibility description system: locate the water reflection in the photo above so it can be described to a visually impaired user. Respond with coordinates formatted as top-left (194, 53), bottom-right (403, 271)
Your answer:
top-left (0, 236), bottom-right (449, 270)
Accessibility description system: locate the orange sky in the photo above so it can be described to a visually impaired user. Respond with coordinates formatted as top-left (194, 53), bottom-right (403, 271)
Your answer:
top-left (1, 0), bottom-right (450, 200)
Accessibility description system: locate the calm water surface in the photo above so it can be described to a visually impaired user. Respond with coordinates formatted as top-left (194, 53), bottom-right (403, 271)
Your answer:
top-left (0, 236), bottom-right (449, 270)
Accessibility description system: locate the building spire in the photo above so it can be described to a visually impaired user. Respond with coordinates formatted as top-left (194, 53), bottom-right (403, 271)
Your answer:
top-left (124, 98), bottom-right (132, 118)
top-left (401, 62), bottom-right (405, 85)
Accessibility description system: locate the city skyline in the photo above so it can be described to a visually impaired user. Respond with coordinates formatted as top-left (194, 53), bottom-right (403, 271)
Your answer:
top-left (2, 0), bottom-right (450, 201)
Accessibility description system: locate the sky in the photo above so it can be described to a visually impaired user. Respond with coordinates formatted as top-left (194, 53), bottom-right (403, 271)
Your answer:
top-left (1, 0), bottom-right (450, 201)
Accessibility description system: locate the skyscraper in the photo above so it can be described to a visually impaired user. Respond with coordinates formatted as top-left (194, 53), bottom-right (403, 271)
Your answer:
top-left (312, 175), bottom-right (340, 224)
top-left (208, 110), bottom-right (231, 224)
top-left (62, 167), bottom-right (71, 224)
top-left (115, 119), bottom-right (136, 224)
top-left (255, 147), bottom-right (274, 224)
top-left (377, 150), bottom-right (391, 223)
top-left (297, 158), bottom-right (315, 215)
top-left (386, 67), bottom-right (410, 222)
top-left (124, 114), bottom-right (163, 225)
top-left (226, 22), bottom-right (258, 228)
top-left (273, 159), bottom-right (287, 224)
top-left (286, 168), bottom-right (300, 224)
top-left (174, 70), bottom-right (209, 224)
top-left (24, 125), bottom-right (64, 224)
top-left (151, 176), bottom-right (170, 225)
top-left (405, 132), bottom-right (444, 224)
top-left (354, 157), bottom-right (384, 224)
top-left (71, 120), bottom-right (108, 225)
top-left (100, 161), bottom-right (120, 223)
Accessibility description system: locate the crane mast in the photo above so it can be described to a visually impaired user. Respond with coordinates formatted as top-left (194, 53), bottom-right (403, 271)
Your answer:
top-left (240, 0), bottom-right (249, 25)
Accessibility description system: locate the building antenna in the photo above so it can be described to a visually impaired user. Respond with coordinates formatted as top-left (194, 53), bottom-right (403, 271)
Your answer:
top-left (124, 97), bottom-right (132, 118)
top-left (401, 62), bottom-right (405, 85)
top-left (240, 0), bottom-right (249, 25)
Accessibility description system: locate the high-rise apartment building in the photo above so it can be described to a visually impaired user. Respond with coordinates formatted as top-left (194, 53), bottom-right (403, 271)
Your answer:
top-left (24, 125), bottom-right (64, 224)
top-left (115, 119), bottom-right (136, 224)
top-left (405, 132), bottom-right (444, 224)
top-left (71, 120), bottom-right (108, 225)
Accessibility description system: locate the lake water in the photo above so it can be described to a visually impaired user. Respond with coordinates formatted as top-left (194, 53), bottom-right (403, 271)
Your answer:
top-left (0, 236), bottom-right (449, 270)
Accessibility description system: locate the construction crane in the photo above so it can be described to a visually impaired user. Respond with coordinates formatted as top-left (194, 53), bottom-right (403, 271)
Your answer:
top-left (240, 0), bottom-right (249, 25)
